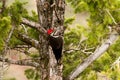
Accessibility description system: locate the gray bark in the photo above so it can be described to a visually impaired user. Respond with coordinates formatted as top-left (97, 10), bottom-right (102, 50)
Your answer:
top-left (36, 0), bottom-right (65, 80)
top-left (0, 57), bottom-right (39, 67)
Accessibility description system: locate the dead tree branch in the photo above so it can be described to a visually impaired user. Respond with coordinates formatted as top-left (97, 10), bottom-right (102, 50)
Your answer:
top-left (21, 18), bottom-right (47, 36)
top-left (64, 41), bottom-right (94, 54)
top-left (0, 57), bottom-right (39, 67)
top-left (15, 33), bottom-right (39, 49)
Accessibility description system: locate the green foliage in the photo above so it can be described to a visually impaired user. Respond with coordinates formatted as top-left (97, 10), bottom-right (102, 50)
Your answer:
top-left (27, 28), bottom-right (39, 40)
top-left (8, 0), bottom-right (28, 24)
top-left (64, 17), bottom-right (75, 26)
top-left (0, 16), bottom-right (11, 51)
top-left (0, 0), bottom-right (39, 48)
top-left (107, 37), bottom-right (120, 60)
top-left (63, 25), bottom-right (89, 77)
top-left (63, 51), bottom-right (82, 77)
top-left (9, 36), bottom-right (23, 47)
top-left (64, 28), bottom-right (81, 47)
top-left (67, 0), bottom-right (120, 25)
top-left (24, 10), bottom-right (38, 22)
top-left (93, 52), bottom-right (112, 72)
top-left (63, 0), bottom-right (120, 79)
top-left (109, 69), bottom-right (120, 80)
top-left (25, 68), bottom-right (40, 80)
top-left (80, 71), bottom-right (97, 80)
top-left (7, 0), bottom-right (37, 47)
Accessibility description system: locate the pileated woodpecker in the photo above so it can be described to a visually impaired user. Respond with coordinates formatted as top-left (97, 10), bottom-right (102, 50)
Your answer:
top-left (47, 28), bottom-right (63, 64)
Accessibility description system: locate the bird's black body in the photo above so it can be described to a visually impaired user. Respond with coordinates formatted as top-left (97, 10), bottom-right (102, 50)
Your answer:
top-left (48, 35), bottom-right (63, 63)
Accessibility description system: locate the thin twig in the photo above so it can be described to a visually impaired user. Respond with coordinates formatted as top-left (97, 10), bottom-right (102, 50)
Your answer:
top-left (105, 9), bottom-right (117, 25)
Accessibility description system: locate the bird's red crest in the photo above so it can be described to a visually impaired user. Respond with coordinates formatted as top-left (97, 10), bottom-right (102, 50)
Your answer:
top-left (47, 28), bottom-right (54, 35)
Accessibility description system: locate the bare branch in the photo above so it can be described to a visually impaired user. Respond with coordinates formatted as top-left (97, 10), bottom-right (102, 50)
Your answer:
top-left (2, 22), bottom-right (15, 55)
top-left (21, 18), bottom-right (47, 36)
top-left (15, 33), bottom-right (39, 49)
top-left (81, 44), bottom-right (95, 54)
top-left (21, 24), bottom-right (28, 34)
top-left (0, 57), bottom-right (39, 67)
top-left (81, 50), bottom-right (93, 54)
top-left (64, 47), bottom-right (94, 54)
top-left (68, 31), bottom-right (118, 80)
top-left (63, 49), bottom-right (80, 53)
top-left (64, 42), bottom-right (94, 54)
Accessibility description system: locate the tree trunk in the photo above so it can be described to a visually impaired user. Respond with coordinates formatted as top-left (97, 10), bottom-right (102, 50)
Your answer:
top-left (36, 0), bottom-right (65, 80)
